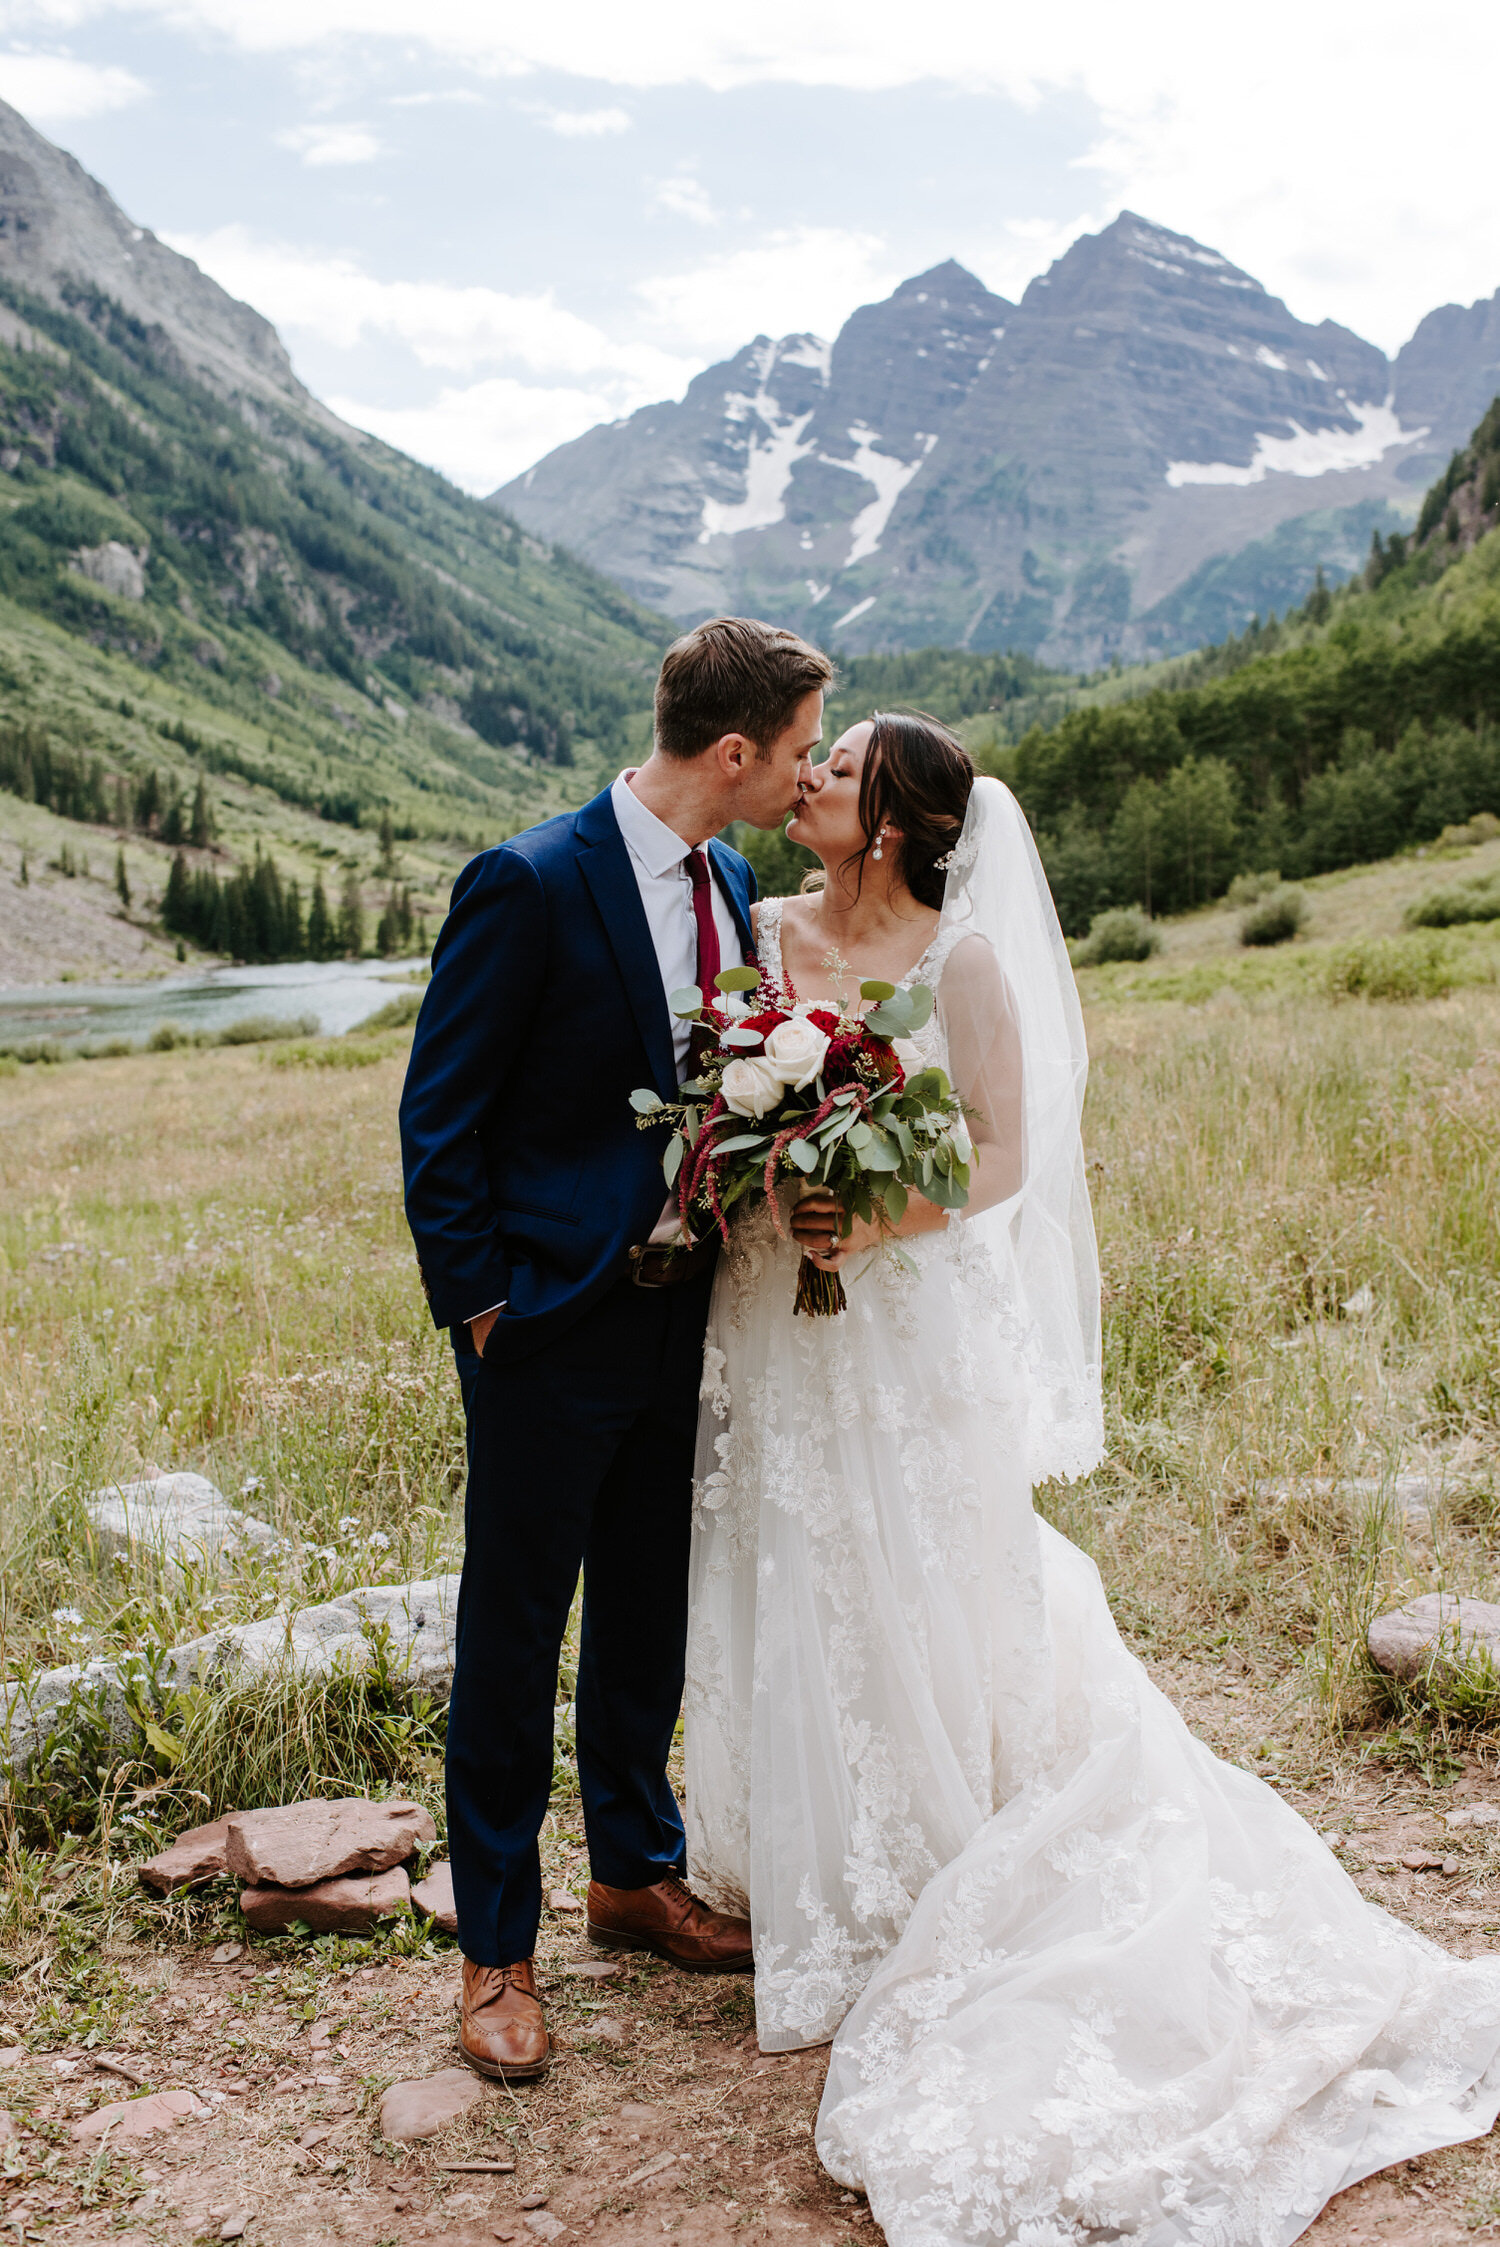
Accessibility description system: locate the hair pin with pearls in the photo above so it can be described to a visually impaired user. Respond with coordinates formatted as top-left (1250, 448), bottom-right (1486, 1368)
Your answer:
top-left (932, 848), bottom-right (956, 872)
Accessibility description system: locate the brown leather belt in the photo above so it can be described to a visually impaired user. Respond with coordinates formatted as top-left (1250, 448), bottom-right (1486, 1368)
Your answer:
top-left (628, 1236), bottom-right (717, 1289)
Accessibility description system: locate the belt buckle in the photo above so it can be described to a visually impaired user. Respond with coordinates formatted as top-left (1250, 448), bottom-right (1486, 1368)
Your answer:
top-left (629, 1244), bottom-right (666, 1289)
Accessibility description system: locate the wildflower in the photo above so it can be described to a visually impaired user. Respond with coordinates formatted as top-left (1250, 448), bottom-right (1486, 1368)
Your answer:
top-left (51, 1606), bottom-right (85, 1628)
top-left (366, 1530), bottom-right (391, 1552)
top-left (337, 1515), bottom-right (361, 1535)
top-left (240, 1474), bottom-right (263, 1496)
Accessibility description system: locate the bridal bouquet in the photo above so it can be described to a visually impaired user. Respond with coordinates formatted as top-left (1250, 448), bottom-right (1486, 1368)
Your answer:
top-left (631, 966), bottom-right (972, 1316)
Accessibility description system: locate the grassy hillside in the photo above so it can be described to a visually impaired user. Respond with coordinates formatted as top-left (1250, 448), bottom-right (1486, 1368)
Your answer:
top-left (0, 275), bottom-right (669, 971)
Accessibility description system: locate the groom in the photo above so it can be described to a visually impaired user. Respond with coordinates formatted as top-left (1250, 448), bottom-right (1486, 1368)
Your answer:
top-left (400, 615), bottom-right (832, 2079)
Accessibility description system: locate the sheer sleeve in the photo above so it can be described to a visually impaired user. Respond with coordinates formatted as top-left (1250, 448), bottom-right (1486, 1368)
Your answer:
top-left (936, 934), bottom-right (1024, 1212)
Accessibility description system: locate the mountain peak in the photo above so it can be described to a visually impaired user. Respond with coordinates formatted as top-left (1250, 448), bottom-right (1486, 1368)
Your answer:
top-left (1023, 211), bottom-right (1264, 311)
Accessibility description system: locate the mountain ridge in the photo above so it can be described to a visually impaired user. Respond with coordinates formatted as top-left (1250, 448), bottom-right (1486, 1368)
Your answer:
top-left (497, 213), bottom-right (1499, 668)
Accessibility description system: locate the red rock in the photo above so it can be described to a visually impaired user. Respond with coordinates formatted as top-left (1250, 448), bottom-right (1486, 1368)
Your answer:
top-left (224, 1797), bottom-right (436, 1888)
top-left (411, 1859), bottom-right (457, 1934)
top-left (378, 2067), bottom-right (485, 2142)
top-left (72, 2088), bottom-right (207, 2140)
top-left (239, 1865), bottom-right (410, 1934)
top-left (547, 1888), bottom-right (583, 1914)
top-left (137, 1815), bottom-right (237, 1896)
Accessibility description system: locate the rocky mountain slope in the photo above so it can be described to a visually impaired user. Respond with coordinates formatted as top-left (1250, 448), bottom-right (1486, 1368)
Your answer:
top-left (0, 95), bottom-right (666, 877)
top-left (498, 216), bottom-right (1500, 668)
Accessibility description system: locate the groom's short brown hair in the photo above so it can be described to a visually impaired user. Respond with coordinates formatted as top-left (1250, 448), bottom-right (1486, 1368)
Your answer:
top-left (654, 616), bottom-right (834, 761)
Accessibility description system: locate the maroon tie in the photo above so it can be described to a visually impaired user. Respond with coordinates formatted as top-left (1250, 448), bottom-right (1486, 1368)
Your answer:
top-left (685, 848), bottom-right (721, 1076)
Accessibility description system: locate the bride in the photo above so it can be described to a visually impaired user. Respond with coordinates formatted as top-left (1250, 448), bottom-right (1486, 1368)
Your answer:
top-left (683, 712), bottom-right (1500, 2247)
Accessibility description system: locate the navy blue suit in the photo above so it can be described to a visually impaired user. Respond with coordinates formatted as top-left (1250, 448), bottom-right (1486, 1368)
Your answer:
top-left (400, 786), bottom-right (756, 1964)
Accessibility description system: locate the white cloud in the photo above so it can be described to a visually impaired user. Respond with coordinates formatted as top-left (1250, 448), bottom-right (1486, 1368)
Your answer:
top-left (0, 50), bottom-right (146, 121)
top-left (530, 103), bottom-right (630, 137)
top-left (636, 227), bottom-right (896, 358)
top-left (330, 375), bottom-right (618, 492)
top-left (167, 224), bottom-right (695, 393)
top-left (653, 172), bottom-right (716, 226)
top-left (276, 121), bottom-right (381, 165)
top-left (30, 0), bottom-right (1499, 352)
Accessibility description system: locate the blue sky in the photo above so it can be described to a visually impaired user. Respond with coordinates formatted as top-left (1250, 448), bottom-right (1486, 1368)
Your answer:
top-left (0, 3), bottom-right (1496, 492)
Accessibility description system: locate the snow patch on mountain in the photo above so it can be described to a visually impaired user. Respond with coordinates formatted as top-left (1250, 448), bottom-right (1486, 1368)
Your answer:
top-left (833, 594), bottom-right (877, 631)
top-left (824, 427), bottom-right (937, 566)
top-left (1166, 400), bottom-right (1424, 488)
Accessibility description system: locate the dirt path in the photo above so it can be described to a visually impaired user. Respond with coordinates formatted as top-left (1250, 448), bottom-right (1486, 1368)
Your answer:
top-left (7, 1675), bottom-right (1500, 2246)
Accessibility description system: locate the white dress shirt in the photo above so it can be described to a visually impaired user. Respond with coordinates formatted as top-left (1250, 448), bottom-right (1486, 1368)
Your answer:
top-left (609, 768), bottom-right (742, 1079)
top-left (467, 772), bottom-right (743, 1319)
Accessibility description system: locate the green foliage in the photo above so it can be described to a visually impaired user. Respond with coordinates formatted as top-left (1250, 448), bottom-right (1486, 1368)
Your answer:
top-left (1405, 873), bottom-right (1500, 928)
top-left (1324, 933), bottom-right (1462, 1002)
top-left (1239, 886), bottom-right (1308, 947)
top-left (1072, 907), bottom-right (1161, 965)
top-left (163, 845), bottom-right (305, 962)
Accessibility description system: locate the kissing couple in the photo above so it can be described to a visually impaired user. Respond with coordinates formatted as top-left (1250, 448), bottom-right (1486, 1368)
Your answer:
top-left (400, 618), bottom-right (1500, 2247)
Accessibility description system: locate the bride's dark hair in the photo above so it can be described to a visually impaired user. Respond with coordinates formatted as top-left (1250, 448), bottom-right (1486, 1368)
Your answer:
top-left (830, 711), bottom-right (975, 909)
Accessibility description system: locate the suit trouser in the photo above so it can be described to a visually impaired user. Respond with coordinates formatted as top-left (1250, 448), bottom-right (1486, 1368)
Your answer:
top-left (447, 1267), bottom-right (713, 1966)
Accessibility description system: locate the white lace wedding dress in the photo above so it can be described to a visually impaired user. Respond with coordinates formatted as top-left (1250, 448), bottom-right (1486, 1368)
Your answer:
top-left (684, 892), bottom-right (1500, 2247)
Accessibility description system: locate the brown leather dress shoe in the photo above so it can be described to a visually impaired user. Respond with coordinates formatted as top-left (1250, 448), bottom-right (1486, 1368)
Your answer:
top-left (457, 1957), bottom-right (550, 2081)
top-left (587, 1877), bottom-right (754, 1972)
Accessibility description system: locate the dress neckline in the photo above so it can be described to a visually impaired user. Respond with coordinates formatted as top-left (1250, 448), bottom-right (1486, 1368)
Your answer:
top-left (757, 894), bottom-right (951, 1007)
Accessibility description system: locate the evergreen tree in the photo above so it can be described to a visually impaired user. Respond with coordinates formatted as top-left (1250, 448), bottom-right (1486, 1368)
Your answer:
top-left (338, 869), bottom-right (365, 958)
top-left (133, 768), bottom-right (162, 832)
top-left (161, 785), bottom-right (185, 847)
top-left (1111, 776), bottom-right (1163, 916)
top-left (114, 846), bottom-right (130, 911)
top-left (189, 777), bottom-right (214, 849)
top-left (162, 851), bottom-right (191, 935)
top-left (377, 808), bottom-right (396, 875)
top-left (306, 875), bottom-right (335, 961)
top-left (18, 850), bottom-right (26, 886)
top-left (1305, 567), bottom-right (1332, 625)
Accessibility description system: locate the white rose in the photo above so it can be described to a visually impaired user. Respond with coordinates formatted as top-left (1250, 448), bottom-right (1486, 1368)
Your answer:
top-left (763, 1016), bottom-right (830, 1091)
top-left (721, 1055), bottom-right (785, 1119)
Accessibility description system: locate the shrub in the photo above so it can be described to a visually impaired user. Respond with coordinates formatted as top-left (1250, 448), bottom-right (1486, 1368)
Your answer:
top-left (1325, 935), bottom-right (1456, 1001)
top-left (1072, 907), bottom-right (1162, 966)
top-left (1239, 886), bottom-right (1308, 947)
top-left (1227, 869), bottom-right (1282, 908)
top-left (215, 1012), bottom-right (318, 1046)
top-left (354, 990), bottom-right (423, 1033)
top-left (148, 1020), bottom-right (185, 1051)
top-left (1437, 812), bottom-right (1500, 847)
top-left (1404, 874), bottom-right (1500, 929)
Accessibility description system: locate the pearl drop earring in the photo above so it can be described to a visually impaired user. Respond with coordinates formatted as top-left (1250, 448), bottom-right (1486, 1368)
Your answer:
top-left (872, 825), bottom-right (888, 862)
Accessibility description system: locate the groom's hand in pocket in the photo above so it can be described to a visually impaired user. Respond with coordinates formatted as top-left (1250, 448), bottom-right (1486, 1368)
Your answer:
top-left (470, 1307), bottom-right (500, 1359)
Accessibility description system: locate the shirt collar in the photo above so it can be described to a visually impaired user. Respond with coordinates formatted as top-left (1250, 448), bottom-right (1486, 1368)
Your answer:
top-left (611, 769), bottom-right (700, 880)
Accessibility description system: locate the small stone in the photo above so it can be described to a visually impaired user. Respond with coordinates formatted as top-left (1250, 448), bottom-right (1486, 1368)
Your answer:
top-left (584, 2017), bottom-right (625, 2043)
top-left (1368, 1594), bottom-right (1500, 1684)
top-left (209, 1943), bottom-right (243, 1965)
top-left (625, 2151), bottom-right (677, 2186)
top-left (547, 1889), bottom-right (583, 1914)
top-left (137, 1816), bottom-right (237, 1895)
top-left (0, 2047), bottom-right (23, 2068)
top-left (1400, 1852), bottom-right (1445, 1872)
top-left (1446, 1805), bottom-right (1500, 1830)
top-left (225, 1798), bottom-right (436, 1888)
top-left (72, 2088), bottom-right (208, 2140)
top-left (560, 1961), bottom-right (620, 1981)
top-left (1443, 1857), bottom-right (1462, 1876)
top-left (379, 2068), bottom-right (485, 2143)
top-left (239, 1865), bottom-right (411, 1934)
top-left (411, 1859), bottom-right (457, 1935)
top-left (0, 2112), bottom-right (16, 2143)
top-left (519, 2192), bottom-right (549, 2209)
top-left (220, 2215), bottom-right (249, 2241)
top-left (524, 2215), bottom-right (565, 2242)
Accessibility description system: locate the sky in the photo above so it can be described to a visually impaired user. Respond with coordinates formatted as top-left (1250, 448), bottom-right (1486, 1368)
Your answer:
top-left (0, 2), bottom-right (1496, 495)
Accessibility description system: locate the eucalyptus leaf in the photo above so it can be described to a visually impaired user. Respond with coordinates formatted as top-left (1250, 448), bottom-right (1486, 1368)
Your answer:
top-left (859, 979), bottom-right (897, 1002)
top-left (668, 985), bottom-right (704, 1018)
top-left (711, 1132), bottom-right (771, 1155)
top-left (863, 997), bottom-right (914, 1038)
top-left (905, 984), bottom-right (935, 1032)
top-left (847, 1122), bottom-right (874, 1152)
top-left (662, 1134), bottom-right (684, 1187)
top-left (629, 1088), bottom-right (664, 1114)
top-left (862, 1131), bottom-right (901, 1172)
top-left (882, 1179), bottom-right (909, 1225)
top-left (721, 1025), bottom-right (765, 1048)
top-left (788, 1139), bottom-right (819, 1173)
top-left (715, 965), bottom-right (762, 992)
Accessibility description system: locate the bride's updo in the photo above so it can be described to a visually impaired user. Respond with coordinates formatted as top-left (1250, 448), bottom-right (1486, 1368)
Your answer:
top-left (852, 711), bottom-right (975, 909)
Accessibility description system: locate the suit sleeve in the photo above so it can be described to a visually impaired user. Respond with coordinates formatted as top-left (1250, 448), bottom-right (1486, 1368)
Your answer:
top-left (399, 847), bottom-right (546, 1329)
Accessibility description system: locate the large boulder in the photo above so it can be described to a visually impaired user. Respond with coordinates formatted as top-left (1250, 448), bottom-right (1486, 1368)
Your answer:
top-left (88, 1471), bottom-right (276, 1574)
top-left (411, 1859), bottom-right (457, 1934)
top-left (1367, 1593), bottom-right (1500, 1682)
top-left (137, 1815), bottom-right (236, 1895)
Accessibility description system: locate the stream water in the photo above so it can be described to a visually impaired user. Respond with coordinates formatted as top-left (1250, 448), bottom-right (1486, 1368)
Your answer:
top-left (0, 956), bottom-right (426, 1049)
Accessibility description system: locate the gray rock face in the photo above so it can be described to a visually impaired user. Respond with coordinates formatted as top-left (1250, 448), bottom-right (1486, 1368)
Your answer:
top-left (1367, 1593), bottom-right (1500, 1682)
top-left (70, 539), bottom-right (146, 600)
top-left (1, 1571), bottom-right (459, 1775)
top-left (498, 214), bottom-right (1498, 666)
top-left (87, 1471), bottom-right (277, 1574)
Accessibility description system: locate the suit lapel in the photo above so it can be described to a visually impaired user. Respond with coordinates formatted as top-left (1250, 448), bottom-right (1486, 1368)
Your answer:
top-left (707, 838), bottom-right (757, 965)
top-left (575, 789), bottom-right (678, 1099)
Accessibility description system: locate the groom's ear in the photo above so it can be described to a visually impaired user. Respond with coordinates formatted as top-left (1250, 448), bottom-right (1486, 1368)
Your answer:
top-left (714, 732), bottom-right (755, 776)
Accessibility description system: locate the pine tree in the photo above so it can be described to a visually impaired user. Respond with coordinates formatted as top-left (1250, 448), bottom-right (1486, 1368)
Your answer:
top-left (1306, 567), bottom-right (1332, 625)
top-left (163, 851), bottom-right (191, 935)
top-left (377, 808), bottom-right (396, 875)
top-left (338, 869), bottom-right (365, 958)
top-left (114, 847), bottom-right (131, 911)
top-left (133, 768), bottom-right (162, 832)
top-left (162, 786), bottom-right (185, 847)
top-left (189, 777), bottom-right (214, 849)
top-left (306, 875), bottom-right (335, 961)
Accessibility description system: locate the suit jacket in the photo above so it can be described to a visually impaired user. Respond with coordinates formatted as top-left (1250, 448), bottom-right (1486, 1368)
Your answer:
top-left (399, 785), bottom-right (758, 1363)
